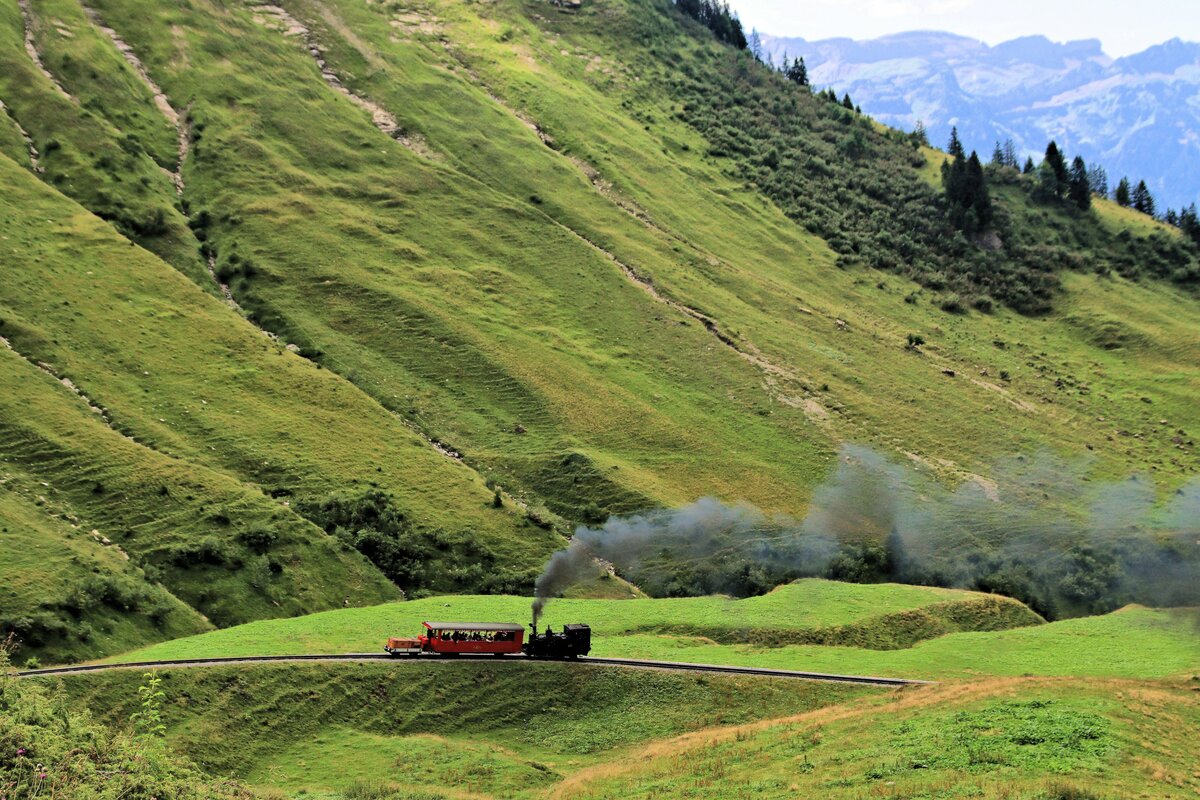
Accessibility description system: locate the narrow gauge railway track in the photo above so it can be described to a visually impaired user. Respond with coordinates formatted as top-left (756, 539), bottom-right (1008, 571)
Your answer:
top-left (15, 654), bottom-right (930, 687)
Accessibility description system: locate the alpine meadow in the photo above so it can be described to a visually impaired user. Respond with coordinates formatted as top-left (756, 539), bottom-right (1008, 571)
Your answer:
top-left (1, 0), bottom-right (1197, 798)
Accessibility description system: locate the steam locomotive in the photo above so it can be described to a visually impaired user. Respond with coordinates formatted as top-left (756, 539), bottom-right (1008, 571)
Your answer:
top-left (385, 621), bottom-right (591, 659)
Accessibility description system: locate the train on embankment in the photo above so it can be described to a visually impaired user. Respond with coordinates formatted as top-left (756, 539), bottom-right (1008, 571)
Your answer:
top-left (385, 621), bottom-right (591, 659)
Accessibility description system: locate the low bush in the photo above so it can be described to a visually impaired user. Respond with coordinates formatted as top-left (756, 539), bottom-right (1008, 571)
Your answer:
top-left (0, 649), bottom-right (252, 798)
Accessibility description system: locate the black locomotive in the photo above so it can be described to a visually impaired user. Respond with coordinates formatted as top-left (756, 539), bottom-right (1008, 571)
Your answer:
top-left (523, 623), bottom-right (591, 659)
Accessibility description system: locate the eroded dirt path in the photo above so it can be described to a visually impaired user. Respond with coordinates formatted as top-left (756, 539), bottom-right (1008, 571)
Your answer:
top-left (249, 2), bottom-right (436, 158)
top-left (80, 1), bottom-right (188, 194)
top-left (17, 0), bottom-right (76, 102)
top-left (0, 99), bottom-right (42, 172)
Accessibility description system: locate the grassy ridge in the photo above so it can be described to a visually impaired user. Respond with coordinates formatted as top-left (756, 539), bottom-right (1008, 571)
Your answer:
top-left (0, 470), bottom-right (209, 664)
top-left (104, 580), bottom-right (1041, 663)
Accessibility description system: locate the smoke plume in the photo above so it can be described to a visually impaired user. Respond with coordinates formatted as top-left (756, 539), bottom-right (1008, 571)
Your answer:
top-left (531, 445), bottom-right (1200, 622)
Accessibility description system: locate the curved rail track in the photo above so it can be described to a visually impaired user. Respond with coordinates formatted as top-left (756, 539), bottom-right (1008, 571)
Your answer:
top-left (15, 653), bottom-right (929, 687)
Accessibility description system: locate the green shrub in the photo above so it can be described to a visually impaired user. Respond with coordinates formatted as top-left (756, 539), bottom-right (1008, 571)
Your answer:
top-left (0, 649), bottom-right (252, 798)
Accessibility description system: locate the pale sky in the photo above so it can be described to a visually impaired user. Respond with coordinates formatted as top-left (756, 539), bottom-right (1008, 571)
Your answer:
top-left (736, 0), bottom-right (1200, 57)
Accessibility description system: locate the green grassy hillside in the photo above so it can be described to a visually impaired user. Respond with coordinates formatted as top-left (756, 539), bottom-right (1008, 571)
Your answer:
top-left (0, 472), bottom-right (209, 665)
top-left (558, 677), bottom-right (1200, 800)
top-left (2, 0), bottom-right (1197, 664)
top-left (44, 663), bottom-right (1200, 799)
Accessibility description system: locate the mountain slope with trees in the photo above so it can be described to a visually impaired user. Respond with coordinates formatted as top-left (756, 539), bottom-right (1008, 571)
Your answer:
top-left (1, 0), bottom-right (1198, 663)
top-left (760, 31), bottom-right (1200, 212)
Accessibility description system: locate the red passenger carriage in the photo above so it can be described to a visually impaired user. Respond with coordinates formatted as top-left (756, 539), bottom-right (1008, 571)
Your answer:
top-left (385, 622), bottom-right (525, 656)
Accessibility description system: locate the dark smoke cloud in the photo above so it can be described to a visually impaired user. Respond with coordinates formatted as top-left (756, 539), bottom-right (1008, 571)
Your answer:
top-left (532, 445), bottom-right (1200, 622)
top-left (532, 497), bottom-right (837, 624)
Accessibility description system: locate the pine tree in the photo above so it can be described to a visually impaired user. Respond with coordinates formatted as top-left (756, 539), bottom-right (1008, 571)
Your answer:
top-left (1068, 156), bottom-right (1091, 210)
top-left (965, 151), bottom-right (993, 232)
top-left (1115, 177), bottom-right (1131, 207)
top-left (911, 120), bottom-right (929, 147)
top-left (748, 28), bottom-right (763, 62)
top-left (943, 148), bottom-right (992, 235)
top-left (841, 92), bottom-right (855, 110)
top-left (1132, 180), bottom-right (1156, 216)
top-left (1087, 164), bottom-right (1109, 198)
top-left (1034, 161), bottom-right (1060, 202)
top-left (785, 56), bottom-right (808, 87)
top-left (1003, 139), bottom-right (1019, 168)
top-left (1043, 141), bottom-right (1068, 198)
top-left (947, 127), bottom-right (964, 160)
top-left (1180, 204), bottom-right (1200, 246)
top-left (1023, 157), bottom-right (1035, 175)
top-left (991, 141), bottom-right (1005, 167)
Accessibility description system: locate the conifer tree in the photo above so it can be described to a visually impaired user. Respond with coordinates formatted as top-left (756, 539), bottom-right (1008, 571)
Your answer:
top-left (965, 151), bottom-right (993, 231)
top-left (748, 28), bottom-right (764, 62)
top-left (785, 56), bottom-right (808, 87)
top-left (1044, 141), bottom-right (1068, 198)
top-left (1179, 204), bottom-right (1200, 246)
top-left (1023, 157), bottom-right (1035, 175)
top-left (1003, 139), bottom-right (1019, 168)
top-left (1132, 180), bottom-right (1156, 216)
top-left (1034, 161), bottom-right (1060, 201)
top-left (991, 141), bottom-right (1005, 166)
top-left (1068, 156), bottom-right (1091, 210)
top-left (948, 127), bottom-right (964, 160)
top-left (842, 92), bottom-right (855, 110)
top-left (1115, 177), bottom-right (1132, 206)
top-left (911, 120), bottom-right (929, 147)
top-left (1087, 164), bottom-right (1109, 198)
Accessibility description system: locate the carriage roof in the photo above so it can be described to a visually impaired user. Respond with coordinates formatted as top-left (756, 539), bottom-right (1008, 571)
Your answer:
top-left (422, 622), bottom-right (525, 632)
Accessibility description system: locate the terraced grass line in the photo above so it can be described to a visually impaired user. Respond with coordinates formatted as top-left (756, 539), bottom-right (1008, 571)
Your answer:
top-left (2, 334), bottom-right (113, 424)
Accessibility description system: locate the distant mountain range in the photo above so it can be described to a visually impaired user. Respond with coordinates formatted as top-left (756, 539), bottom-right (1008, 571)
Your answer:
top-left (760, 32), bottom-right (1200, 211)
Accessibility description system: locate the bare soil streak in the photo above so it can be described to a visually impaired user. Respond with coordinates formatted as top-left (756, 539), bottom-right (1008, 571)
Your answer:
top-left (79, 1), bottom-right (188, 194)
top-left (17, 0), bottom-right (76, 103)
top-left (250, 2), bottom-right (436, 158)
top-left (0, 99), bottom-right (42, 172)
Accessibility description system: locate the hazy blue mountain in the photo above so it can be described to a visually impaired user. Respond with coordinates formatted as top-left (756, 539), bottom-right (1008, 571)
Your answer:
top-left (761, 32), bottom-right (1200, 211)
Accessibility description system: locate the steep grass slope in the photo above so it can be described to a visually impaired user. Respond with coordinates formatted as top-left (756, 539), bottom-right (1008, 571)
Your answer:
top-left (79, 0), bottom-right (1200, 519)
top-left (0, 472), bottom-right (209, 665)
top-left (2, 0), bottom-right (1198, 659)
top-left (0, 150), bottom-right (565, 657)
